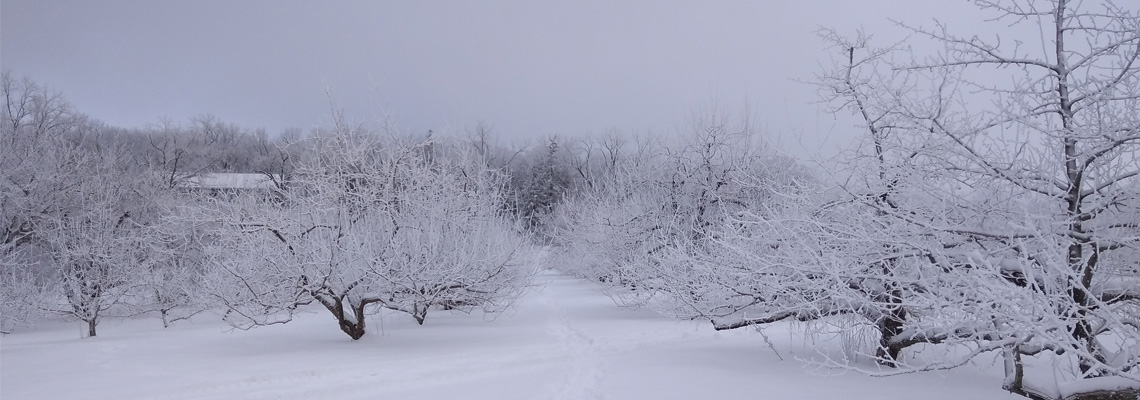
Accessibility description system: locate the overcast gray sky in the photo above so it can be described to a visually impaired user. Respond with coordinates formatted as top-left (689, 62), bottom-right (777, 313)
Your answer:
top-left (1, 1), bottom-right (987, 157)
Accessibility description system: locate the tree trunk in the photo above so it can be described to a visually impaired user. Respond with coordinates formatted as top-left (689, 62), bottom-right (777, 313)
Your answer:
top-left (87, 318), bottom-right (97, 337)
top-left (875, 266), bottom-right (907, 366)
top-left (875, 302), bottom-right (906, 366)
top-left (337, 301), bottom-right (368, 340)
top-left (338, 318), bottom-right (366, 340)
top-left (412, 303), bottom-right (428, 325)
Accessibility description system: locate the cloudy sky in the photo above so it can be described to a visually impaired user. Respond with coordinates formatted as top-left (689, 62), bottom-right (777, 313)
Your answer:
top-left (2, 1), bottom-right (988, 158)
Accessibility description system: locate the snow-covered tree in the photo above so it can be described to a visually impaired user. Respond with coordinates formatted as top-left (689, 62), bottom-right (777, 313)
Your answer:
top-left (513, 136), bottom-right (574, 239)
top-left (800, 1), bottom-right (1140, 397)
top-left (142, 209), bottom-right (209, 328)
top-left (552, 111), bottom-right (811, 307)
top-left (201, 126), bottom-right (531, 340)
top-left (37, 146), bottom-right (163, 337)
top-left (1, 72), bottom-right (83, 332)
top-left (0, 72), bottom-right (80, 261)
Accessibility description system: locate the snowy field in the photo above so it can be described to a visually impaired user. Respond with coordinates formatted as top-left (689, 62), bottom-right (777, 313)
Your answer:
top-left (1, 270), bottom-right (1019, 400)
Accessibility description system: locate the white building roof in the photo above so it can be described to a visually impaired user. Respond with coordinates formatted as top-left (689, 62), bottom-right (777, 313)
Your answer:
top-left (178, 173), bottom-right (280, 190)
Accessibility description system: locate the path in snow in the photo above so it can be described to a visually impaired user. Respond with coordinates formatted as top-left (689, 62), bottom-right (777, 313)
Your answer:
top-left (0, 270), bottom-right (1019, 400)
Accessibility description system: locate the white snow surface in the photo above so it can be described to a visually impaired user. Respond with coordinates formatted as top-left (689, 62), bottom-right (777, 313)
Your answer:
top-left (1, 270), bottom-right (1020, 399)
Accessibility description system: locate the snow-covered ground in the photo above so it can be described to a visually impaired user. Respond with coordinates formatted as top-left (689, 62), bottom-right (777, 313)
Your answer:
top-left (1, 270), bottom-right (1019, 399)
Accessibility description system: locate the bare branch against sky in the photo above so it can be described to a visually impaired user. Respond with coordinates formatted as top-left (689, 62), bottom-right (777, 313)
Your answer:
top-left (1, 1), bottom-right (989, 158)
